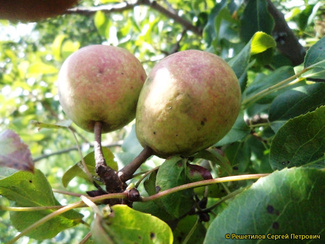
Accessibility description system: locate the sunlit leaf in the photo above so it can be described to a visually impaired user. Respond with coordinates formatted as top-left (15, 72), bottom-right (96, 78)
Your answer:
top-left (52, 34), bottom-right (67, 61)
top-left (28, 62), bottom-right (58, 76)
top-left (229, 32), bottom-right (275, 90)
top-left (0, 130), bottom-right (34, 173)
top-left (204, 168), bottom-right (325, 243)
top-left (30, 120), bottom-right (72, 130)
top-left (91, 205), bottom-right (173, 244)
top-left (250, 31), bottom-right (276, 55)
top-left (61, 40), bottom-right (80, 60)
top-left (0, 169), bottom-right (83, 240)
top-left (94, 11), bottom-right (110, 39)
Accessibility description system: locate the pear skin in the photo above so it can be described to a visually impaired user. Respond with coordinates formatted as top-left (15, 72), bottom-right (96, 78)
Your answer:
top-left (58, 45), bottom-right (146, 133)
top-left (136, 50), bottom-right (241, 158)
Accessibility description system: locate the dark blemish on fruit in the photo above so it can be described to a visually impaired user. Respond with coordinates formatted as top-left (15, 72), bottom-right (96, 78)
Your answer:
top-left (272, 222), bottom-right (279, 229)
top-left (201, 117), bottom-right (207, 126)
top-left (150, 232), bottom-right (155, 240)
top-left (29, 180), bottom-right (33, 183)
top-left (138, 236), bottom-right (142, 239)
top-left (155, 186), bottom-right (161, 193)
top-left (267, 205), bottom-right (274, 214)
top-left (98, 68), bottom-right (104, 74)
top-left (153, 131), bottom-right (156, 135)
top-left (176, 134), bottom-right (178, 137)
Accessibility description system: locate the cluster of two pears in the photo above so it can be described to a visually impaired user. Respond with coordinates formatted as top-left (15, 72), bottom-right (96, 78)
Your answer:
top-left (58, 45), bottom-right (241, 161)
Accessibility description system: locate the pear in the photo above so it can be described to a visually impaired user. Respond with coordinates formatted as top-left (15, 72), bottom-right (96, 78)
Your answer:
top-left (58, 45), bottom-right (146, 133)
top-left (0, 0), bottom-right (79, 22)
top-left (136, 50), bottom-right (241, 158)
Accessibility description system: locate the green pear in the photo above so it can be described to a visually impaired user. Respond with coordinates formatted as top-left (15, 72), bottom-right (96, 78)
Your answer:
top-left (58, 45), bottom-right (146, 133)
top-left (136, 50), bottom-right (241, 158)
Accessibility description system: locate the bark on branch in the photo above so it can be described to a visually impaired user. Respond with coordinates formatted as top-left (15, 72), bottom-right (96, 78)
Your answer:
top-left (267, 0), bottom-right (306, 65)
top-left (65, 0), bottom-right (202, 35)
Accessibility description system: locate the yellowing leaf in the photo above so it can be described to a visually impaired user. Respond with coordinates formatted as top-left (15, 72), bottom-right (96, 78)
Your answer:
top-left (251, 31), bottom-right (276, 55)
top-left (0, 130), bottom-right (34, 173)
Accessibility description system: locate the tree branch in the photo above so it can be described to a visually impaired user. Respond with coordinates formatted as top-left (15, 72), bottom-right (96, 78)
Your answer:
top-left (141, 0), bottom-right (202, 35)
top-left (118, 146), bottom-right (154, 182)
top-left (66, 0), bottom-right (201, 35)
top-left (267, 0), bottom-right (306, 65)
top-left (33, 142), bottom-right (122, 162)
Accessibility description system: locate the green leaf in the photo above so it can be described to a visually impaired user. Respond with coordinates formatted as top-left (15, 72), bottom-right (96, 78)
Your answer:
top-left (270, 106), bottom-right (325, 170)
top-left (204, 168), bottom-right (325, 243)
top-left (224, 141), bottom-right (250, 172)
top-left (229, 32), bottom-right (275, 90)
top-left (203, 0), bottom-right (228, 46)
top-left (215, 111), bottom-right (250, 146)
top-left (91, 205), bottom-right (173, 244)
top-left (61, 40), bottom-right (80, 60)
top-left (27, 62), bottom-right (58, 76)
top-left (122, 124), bottom-right (143, 156)
top-left (116, 124), bottom-right (144, 167)
top-left (0, 129), bottom-right (34, 172)
top-left (52, 34), bottom-right (66, 61)
top-left (243, 66), bottom-right (295, 105)
top-left (94, 11), bottom-right (110, 39)
top-left (0, 169), bottom-right (83, 240)
top-left (62, 147), bottom-right (118, 187)
top-left (250, 32), bottom-right (276, 55)
top-left (144, 169), bottom-right (158, 196)
top-left (304, 36), bottom-right (325, 69)
top-left (297, 3), bottom-right (321, 31)
top-left (240, 0), bottom-right (274, 43)
top-left (30, 120), bottom-right (72, 130)
top-left (155, 157), bottom-right (195, 218)
top-left (135, 170), bottom-right (177, 223)
top-left (269, 83), bottom-right (325, 122)
top-left (195, 149), bottom-right (233, 176)
top-left (132, 200), bottom-right (175, 224)
top-left (173, 215), bottom-right (206, 244)
top-left (246, 136), bottom-right (273, 173)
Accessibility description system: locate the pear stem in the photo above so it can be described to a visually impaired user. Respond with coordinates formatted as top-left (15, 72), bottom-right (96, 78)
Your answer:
top-left (94, 121), bottom-right (126, 194)
top-left (94, 121), bottom-right (106, 168)
top-left (119, 146), bottom-right (154, 182)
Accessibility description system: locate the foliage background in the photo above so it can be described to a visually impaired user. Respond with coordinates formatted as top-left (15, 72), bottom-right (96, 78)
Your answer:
top-left (0, 0), bottom-right (324, 243)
